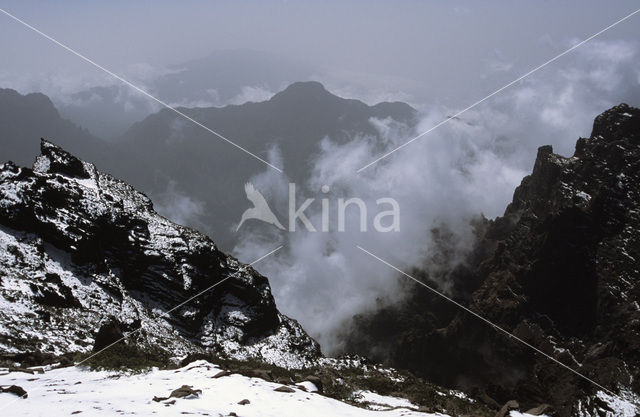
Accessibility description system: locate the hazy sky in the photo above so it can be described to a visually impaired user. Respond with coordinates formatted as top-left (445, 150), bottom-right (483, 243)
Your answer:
top-left (1, 1), bottom-right (639, 108)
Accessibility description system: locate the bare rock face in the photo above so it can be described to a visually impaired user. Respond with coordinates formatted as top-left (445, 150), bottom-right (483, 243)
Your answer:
top-left (0, 140), bottom-right (320, 368)
top-left (464, 104), bottom-right (640, 414)
top-left (345, 104), bottom-right (640, 416)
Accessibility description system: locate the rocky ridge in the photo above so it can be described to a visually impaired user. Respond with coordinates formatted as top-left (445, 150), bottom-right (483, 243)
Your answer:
top-left (345, 104), bottom-right (640, 417)
top-left (0, 139), bottom-right (320, 368)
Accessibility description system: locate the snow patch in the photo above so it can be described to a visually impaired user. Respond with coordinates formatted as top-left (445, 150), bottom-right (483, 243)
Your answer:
top-left (0, 361), bottom-right (444, 416)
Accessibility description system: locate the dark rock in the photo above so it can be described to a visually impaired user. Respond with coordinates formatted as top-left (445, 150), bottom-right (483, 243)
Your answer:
top-left (274, 376), bottom-right (292, 385)
top-left (0, 385), bottom-right (28, 398)
top-left (93, 319), bottom-right (125, 352)
top-left (478, 391), bottom-right (501, 408)
top-left (525, 404), bottom-right (555, 416)
top-left (0, 351), bottom-right (74, 369)
top-left (495, 400), bottom-right (519, 417)
top-left (342, 104), bottom-right (640, 417)
top-left (237, 399), bottom-right (250, 405)
top-left (213, 370), bottom-right (233, 379)
top-left (33, 273), bottom-right (81, 308)
top-left (274, 386), bottom-right (296, 393)
top-left (242, 369), bottom-right (273, 382)
top-left (169, 385), bottom-right (202, 399)
top-left (38, 139), bottom-right (91, 179)
top-left (300, 375), bottom-right (323, 393)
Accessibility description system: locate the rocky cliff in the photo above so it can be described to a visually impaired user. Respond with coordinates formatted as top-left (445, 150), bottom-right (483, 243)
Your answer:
top-left (345, 104), bottom-right (640, 416)
top-left (0, 140), bottom-right (320, 368)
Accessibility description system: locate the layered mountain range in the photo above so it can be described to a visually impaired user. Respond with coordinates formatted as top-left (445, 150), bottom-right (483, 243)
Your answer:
top-left (346, 104), bottom-right (640, 416)
top-left (0, 82), bottom-right (416, 249)
top-left (1, 80), bottom-right (639, 416)
top-left (56, 49), bottom-right (316, 139)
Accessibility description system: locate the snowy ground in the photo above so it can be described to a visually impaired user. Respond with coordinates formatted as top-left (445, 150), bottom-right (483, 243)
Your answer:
top-left (0, 360), bottom-right (449, 417)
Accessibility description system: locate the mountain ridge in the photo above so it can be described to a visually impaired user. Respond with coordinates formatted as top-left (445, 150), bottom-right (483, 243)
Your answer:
top-left (344, 103), bottom-right (640, 417)
top-left (0, 139), bottom-right (499, 417)
top-left (0, 139), bottom-right (320, 368)
top-left (0, 82), bottom-right (417, 250)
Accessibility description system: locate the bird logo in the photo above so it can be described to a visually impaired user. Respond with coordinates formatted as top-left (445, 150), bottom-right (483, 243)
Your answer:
top-left (236, 182), bottom-right (285, 232)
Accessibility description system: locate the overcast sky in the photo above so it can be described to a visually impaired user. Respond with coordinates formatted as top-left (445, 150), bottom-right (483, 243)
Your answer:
top-left (1, 1), bottom-right (639, 108)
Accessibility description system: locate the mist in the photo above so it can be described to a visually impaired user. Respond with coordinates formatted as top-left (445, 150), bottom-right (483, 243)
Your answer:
top-left (1, 1), bottom-right (639, 355)
top-left (232, 38), bottom-right (640, 353)
top-left (2, 1), bottom-right (639, 133)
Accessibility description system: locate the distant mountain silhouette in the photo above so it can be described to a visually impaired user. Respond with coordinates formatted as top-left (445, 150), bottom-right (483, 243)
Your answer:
top-left (1, 82), bottom-right (416, 250)
top-left (0, 88), bottom-right (153, 189)
top-left (116, 81), bottom-right (417, 248)
top-left (56, 85), bottom-right (154, 140)
top-left (57, 49), bottom-right (315, 138)
top-left (154, 49), bottom-right (314, 106)
top-left (0, 88), bottom-right (103, 166)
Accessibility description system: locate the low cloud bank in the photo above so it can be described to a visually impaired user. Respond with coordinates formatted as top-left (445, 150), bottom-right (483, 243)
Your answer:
top-left (233, 39), bottom-right (640, 354)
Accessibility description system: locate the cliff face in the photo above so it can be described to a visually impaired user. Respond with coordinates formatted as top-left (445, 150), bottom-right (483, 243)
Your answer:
top-left (467, 103), bottom-right (640, 413)
top-left (345, 104), bottom-right (640, 416)
top-left (0, 140), bottom-right (320, 368)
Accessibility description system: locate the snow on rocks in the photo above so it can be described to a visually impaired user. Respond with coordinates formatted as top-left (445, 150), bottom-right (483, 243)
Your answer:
top-left (0, 140), bottom-right (320, 367)
top-left (352, 390), bottom-right (416, 411)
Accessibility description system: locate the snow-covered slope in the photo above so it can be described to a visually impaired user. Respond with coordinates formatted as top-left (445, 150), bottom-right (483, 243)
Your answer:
top-left (0, 360), bottom-right (447, 417)
top-left (0, 140), bottom-right (320, 367)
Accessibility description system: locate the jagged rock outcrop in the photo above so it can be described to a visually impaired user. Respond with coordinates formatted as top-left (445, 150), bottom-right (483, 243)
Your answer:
top-left (345, 104), bottom-right (640, 416)
top-left (0, 140), bottom-right (320, 368)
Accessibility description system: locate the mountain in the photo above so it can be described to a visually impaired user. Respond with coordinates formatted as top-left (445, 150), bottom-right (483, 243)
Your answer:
top-left (56, 49), bottom-right (315, 139)
top-left (1, 82), bottom-right (415, 250)
top-left (0, 88), bottom-right (107, 167)
top-left (55, 85), bottom-right (155, 140)
top-left (153, 49), bottom-right (314, 108)
top-left (0, 139), bottom-right (320, 367)
top-left (115, 81), bottom-right (417, 249)
top-left (0, 140), bottom-right (502, 417)
top-left (344, 104), bottom-right (640, 416)
top-left (0, 88), bottom-right (149, 187)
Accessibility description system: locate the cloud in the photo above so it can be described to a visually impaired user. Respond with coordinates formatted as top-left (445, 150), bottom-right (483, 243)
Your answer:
top-left (315, 69), bottom-right (419, 105)
top-left (233, 39), bottom-right (640, 355)
top-left (485, 49), bottom-right (514, 74)
top-left (229, 86), bottom-right (276, 105)
top-left (153, 181), bottom-right (205, 228)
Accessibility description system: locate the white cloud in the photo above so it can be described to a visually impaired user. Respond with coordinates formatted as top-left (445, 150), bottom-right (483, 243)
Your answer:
top-left (233, 38), bottom-right (640, 354)
top-left (153, 181), bottom-right (205, 227)
top-left (229, 86), bottom-right (276, 105)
